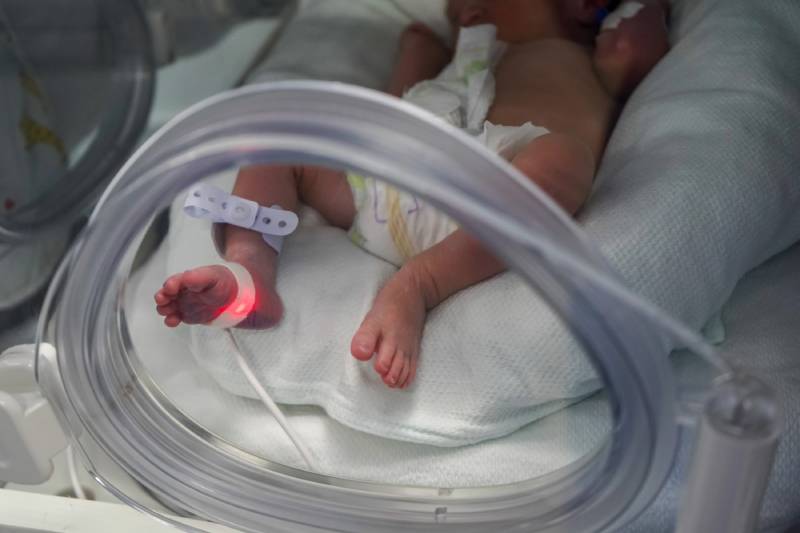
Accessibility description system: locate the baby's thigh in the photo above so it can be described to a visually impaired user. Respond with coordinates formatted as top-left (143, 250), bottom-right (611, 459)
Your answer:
top-left (298, 166), bottom-right (356, 229)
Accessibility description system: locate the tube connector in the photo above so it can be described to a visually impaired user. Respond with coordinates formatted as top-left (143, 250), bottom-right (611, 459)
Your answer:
top-left (676, 373), bottom-right (782, 533)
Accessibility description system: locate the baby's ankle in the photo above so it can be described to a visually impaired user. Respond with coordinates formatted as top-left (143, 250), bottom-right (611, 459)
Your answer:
top-left (396, 261), bottom-right (442, 311)
top-left (224, 244), bottom-right (277, 278)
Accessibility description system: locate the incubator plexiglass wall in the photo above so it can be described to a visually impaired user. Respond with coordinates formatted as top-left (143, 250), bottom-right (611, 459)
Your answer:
top-left (2, 0), bottom-right (798, 532)
top-left (0, 0), bottom-right (154, 316)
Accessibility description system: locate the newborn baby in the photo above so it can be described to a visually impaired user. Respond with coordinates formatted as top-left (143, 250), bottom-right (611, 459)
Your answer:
top-left (155, 0), bottom-right (670, 389)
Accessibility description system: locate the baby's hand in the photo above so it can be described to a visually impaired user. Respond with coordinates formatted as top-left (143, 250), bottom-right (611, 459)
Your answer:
top-left (154, 266), bottom-right (238, 327)
top-left (400, 22), bottom-right (450, 53)
top-left (594, 0), bottom-right (670, 98)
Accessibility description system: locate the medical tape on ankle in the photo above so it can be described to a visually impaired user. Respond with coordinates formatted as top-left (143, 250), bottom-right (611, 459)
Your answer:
top-left (183, 183), bottom-right (299, 253)
top-left (601, 1), bottom-right (644, 31)
top-left (209, 262), bottom-right (257, 328)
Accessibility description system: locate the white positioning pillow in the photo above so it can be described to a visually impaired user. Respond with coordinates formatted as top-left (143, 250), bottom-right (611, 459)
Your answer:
top-left (247, 0), bottom-right (448, 88)
top-left (172, 0), bottom-right (800, 447)
top-left (585, 0), bottom-right (800, 331)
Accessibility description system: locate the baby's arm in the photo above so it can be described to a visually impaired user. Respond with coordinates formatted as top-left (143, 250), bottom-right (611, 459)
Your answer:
top-left (386, 22), bottom-right (451, 97)
top-left (593, 0), bottom-right (670, 99)
top-left (351, 131), bottom-right (594, 388)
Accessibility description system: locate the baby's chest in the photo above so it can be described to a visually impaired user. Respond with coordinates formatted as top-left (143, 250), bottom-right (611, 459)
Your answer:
top-left (489, 45), bottom-right (613, 133)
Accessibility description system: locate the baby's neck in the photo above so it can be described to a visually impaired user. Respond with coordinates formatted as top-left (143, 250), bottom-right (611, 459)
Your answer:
top-left (503, 11), bottom-right (584, 46)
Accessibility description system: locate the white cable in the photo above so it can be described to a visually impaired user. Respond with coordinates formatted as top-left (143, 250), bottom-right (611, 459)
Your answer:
top-left (224, 328), bottom-right (316, 470)
top-left (66, 445), bottom-right (87, 500)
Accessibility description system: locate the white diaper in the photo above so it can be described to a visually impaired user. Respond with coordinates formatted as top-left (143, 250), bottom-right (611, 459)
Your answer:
top-left (347, 24), bottom-right (549, 266)
top-left (347, 121), bottom-right (547, 266)
top-left (403, 23), bottom-right (506, 132)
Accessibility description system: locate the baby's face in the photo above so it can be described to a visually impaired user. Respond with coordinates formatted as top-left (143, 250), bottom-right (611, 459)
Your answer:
top-left (447, 0), bottom-right (599, 43)
top-left (446, 0), bottom-right (561, 42)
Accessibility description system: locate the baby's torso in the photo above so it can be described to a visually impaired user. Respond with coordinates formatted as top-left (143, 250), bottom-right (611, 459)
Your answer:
top-left (490, 39), bottom-right (617, 161)
top-left (347, 31), bottom-right (619, 266)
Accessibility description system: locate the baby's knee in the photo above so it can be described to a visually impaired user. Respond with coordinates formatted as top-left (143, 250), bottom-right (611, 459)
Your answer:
top-left (512, 134), bottom-right (595, 215)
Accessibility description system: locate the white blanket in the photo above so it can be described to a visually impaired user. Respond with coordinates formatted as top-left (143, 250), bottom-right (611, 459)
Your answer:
top-left (168, 179), bottom-right (597, 447)
top-left (133, 237), bottom-right (611, 486)
top-left (131, 215), bottom-right (800, 531)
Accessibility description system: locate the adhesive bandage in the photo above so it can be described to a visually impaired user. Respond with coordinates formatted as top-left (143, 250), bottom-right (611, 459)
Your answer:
top-left (184, 183), bottom-right (299, 253)
top-left (601, 1), bottom-right (644, 31)
top-left (209, 261), bottom-right (257, 328)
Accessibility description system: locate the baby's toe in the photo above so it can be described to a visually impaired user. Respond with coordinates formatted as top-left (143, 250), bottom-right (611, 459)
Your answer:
top-left (385, 351), bottom-right (407, 387)
top-left (156, 302), bottom-right (178, 317)
top-left (402, 355), bottom-right (418, 389)
top-left (154, 290), bottom-right (171, 306)
top-left (162, 274), bottom-right (184, 296)
top-left (164, 314), bottom-right (182, 328)
top-left (396, 360), bottom-right (411, 389)
top-left (351, 321), bottom-right (380, 361)
top-left (374, 341), bottom-right (396, 376)
top-left (181, 267), bottom-right (219, 293)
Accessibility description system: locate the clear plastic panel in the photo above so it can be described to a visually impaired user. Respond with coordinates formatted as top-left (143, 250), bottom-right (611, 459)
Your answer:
top-left (0, 0), bottom-right (154, 242)
top-left (36, 82), bottom-right (725, 532)
top-left (0, 0), bottom-right (153, 318)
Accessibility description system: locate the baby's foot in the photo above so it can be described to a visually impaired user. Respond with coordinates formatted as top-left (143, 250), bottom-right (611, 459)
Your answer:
top-left (154, 264), bottom-right (283, 328)
top-left (350, 270), bottom-right (427, 389)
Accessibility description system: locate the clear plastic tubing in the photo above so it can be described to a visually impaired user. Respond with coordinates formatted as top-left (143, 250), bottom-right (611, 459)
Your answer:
top-left (37, 82), bottom-right (732, 532)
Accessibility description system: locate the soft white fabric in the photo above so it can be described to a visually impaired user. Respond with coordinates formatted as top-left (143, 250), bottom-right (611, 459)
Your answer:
top-left (130, 218), bottom-right (800, 532)
top-left (132, 239), bottom-right (611, 487)
top-left (601, 1), bottom-right (644, 31)
top-left (404, 24), bottom-right (505, 132)
top-left (169, 183), bottom-right (594, 447)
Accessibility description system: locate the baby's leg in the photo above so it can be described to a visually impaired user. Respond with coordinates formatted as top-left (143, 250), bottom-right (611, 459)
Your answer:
top-left (509, 133), bottom-right (596, 215)
top-left (349, 133), bottom-right (594, 388)
top-left (594, 0), bottom-right (670, 99)
top-left (155, 165), bottom-right (354, 329)
top-left (351, 229), bottom-right (505, 389)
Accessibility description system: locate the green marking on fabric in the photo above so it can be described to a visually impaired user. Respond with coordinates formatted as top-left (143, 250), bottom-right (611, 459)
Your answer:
top-left (347, 173), bottom-right (367, 190)
top-left (348, 227), bottom-right (366, 247)
top-left (463, 59), bottom-right (488, 79)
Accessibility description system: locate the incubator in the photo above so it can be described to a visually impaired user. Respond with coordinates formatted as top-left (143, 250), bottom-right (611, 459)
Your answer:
top-left (1, 1), bottom-right (799, 532)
